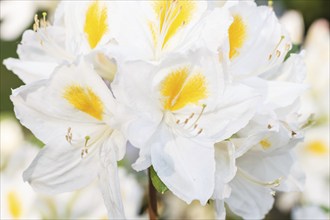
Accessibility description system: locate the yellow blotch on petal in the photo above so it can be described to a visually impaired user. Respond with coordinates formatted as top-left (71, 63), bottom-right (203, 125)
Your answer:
top-left (153, 1), bottom-right (196, 48)
top-left (8, 191), bottom-right (22, 219)
top-left (161, 67), bottom-right (207, 111)
top-left (260, 139), bottom-right (271, 150)
top-left (306, 140), bottom-right (328, 155)
top-left (84, 1), bottom-right (108, 49)
top-left (229, 15), bottom-right (247, 59)
top-left (63, 85), bottom-right (104, 120)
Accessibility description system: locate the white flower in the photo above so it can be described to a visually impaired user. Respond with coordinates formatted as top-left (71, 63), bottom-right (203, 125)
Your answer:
top-left (113, 49), bottom-right (261, 204)
top-left (0, 115), bottom-right (24, 168)
top-left (297, 126), bottom-right (329, 207)
top-left (1, 144), bottom-right (40, 219)
top-left (216, 1), bottom-right (291, 79)
top-left (215, 111), bottom-right (305, 219)
top-left (111, 0), bottom-right (232, 61)
top-left (292, 205), bottom-right (330, 220)
top-left (11, 60), bottom-right (126, 219)
top-left (4, 0), bottom-right (121, 84)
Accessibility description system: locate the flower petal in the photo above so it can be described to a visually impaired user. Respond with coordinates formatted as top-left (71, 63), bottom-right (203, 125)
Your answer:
top-left (151, 124), bottom-right (215, 205)
top-left (98, 138), bottom-right (126, 219)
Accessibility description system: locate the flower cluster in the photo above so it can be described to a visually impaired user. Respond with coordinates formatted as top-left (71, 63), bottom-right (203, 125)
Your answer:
top-left (4, 1), bottom-right (308, 219)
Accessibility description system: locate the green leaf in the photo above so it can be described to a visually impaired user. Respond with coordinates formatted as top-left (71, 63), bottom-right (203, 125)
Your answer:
top-left (150, 166), bottom-right (168, 194)
top-left (284, 44), bottom-right (301, 61)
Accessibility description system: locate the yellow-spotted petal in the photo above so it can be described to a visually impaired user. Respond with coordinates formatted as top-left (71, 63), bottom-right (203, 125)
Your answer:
top-left (161, 67), bottom-right (207, 111)
top-left (63, 84), bottom-right (104, 120)
top-left (84, 1), bottom-right (108, 49)
top-left (153, 1), bottom-right (196, 48)
top-left (229, 15), bottom-right (247, 59)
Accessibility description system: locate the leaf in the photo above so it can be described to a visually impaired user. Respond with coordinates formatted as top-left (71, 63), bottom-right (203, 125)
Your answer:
top-left (150, 166), bottom-right (168, 194)
top-left (284, 44), bottom-right (301, 61)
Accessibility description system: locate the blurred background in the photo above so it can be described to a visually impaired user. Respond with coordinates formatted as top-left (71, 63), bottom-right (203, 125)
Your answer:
top-left (1, 0), bottom-right (329, 219)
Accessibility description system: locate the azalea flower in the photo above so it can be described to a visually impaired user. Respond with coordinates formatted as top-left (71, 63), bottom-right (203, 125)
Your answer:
top-left (212, 1), bottom-right (291, 79)
top-left (4, 0), bottom-right (120, 84)
top-left (112, 49), bottom-right (261, 204)
top-left (111, 0), bottom-right (232, 61)
top-left (11, 60), bottom-right (126, 219)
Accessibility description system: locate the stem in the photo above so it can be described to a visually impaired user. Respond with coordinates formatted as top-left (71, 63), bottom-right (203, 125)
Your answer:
top-left (148, 168), bottom-right (158, 220)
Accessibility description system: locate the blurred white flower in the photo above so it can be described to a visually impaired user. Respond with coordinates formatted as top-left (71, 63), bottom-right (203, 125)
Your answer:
top-left (297, 126), bottom-right (329, 207)
top-left (0, 0), bottom-right (58, 41)
top-left (1, 143), bottom-right (40, 219)
top-left (301, 19), bottom-right (330, 120)
top-left (292, 205), bottom-right (329, 220)
top-left (280, 10), bottom-right (305, 45)
top-left (0, 116), bottom-right (24, 168)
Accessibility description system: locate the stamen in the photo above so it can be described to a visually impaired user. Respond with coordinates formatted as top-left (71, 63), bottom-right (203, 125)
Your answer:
top-left (33, 14), bottom-right (40, 32)
top-left (190, 104), bottom-right (207, 128)
top-left (65, 127), bottom-right (72, 144)
top-left (81, 136), bottom-right (91, 158)
top-left (268, 0), bottom-right (273, 8)
top-left (41, 12), bottom-right (48, 28)
top-left (268, 36), bottom-right (285, 60)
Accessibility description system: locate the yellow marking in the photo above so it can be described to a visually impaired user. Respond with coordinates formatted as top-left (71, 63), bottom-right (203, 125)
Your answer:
top-left (153, 1), bottom-right (196, 48)
top-left (8, 191), bottom-right (22, 218)
top-left (63, 85), bottom-right (104, 120)
top-left (260, 139), bottom-right (271, 149)
top-left (84, 1), bottom-right (108, 49)
top-left (229, 15), bottom-right (247, 59)
top-left (161, 67), bottom-right (207, 111)
top-left (306, 140), bottom-right (328, 155)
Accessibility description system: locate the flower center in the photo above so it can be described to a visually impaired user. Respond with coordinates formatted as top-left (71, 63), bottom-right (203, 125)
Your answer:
top-left (63, 84), bottom-right (104, 120)
top-left (84, 1), bottom-right (108, 49)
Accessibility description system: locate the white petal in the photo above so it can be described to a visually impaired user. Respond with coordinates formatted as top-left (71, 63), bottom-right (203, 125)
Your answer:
top-left (213, 141), bottom-right (236, 200)
top-left (214, 200), bottom-right (226, 220)
top-left (151, 124), bottom-right (215, 205)
top-left (23, 141), bottom-right (100, 194)
top-left (98, 139), bottom-right (126, 219)
top-left (226, 174), bottom-right (275, 219)
top-left (200, 83), bottom-right (262, 142)
top-left (227, 2), bottom-right (291, 77)
top-left (11, 60), bottom-right (116, 145)
top-left (3, 59), bottom-right (57, 84)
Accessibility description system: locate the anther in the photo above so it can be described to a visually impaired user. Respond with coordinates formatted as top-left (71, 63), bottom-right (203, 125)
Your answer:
top-left (184, 118), bottom-right (189, 124)
top-left (81, 136), bottom-right (91, 158)
top-left (267, 124), bottom-right (272, 129)
top-left (276, 50), bottom-right (281, 57)
top-left (176, 119), bottom-right (180, 124)
top-left (65, 127), bottom-right (72, 144)
top-left (268, 54), bottom-right (272, 60)
top-left (189, 113), bottom-right (194, 119)
top-left (291, 131), bottom-right (297, 137)
top-left (197, 128), bottom-right (203, 135)
top-left (194, 124), bottom-right (198, 129)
